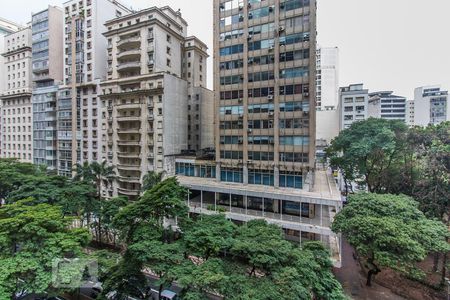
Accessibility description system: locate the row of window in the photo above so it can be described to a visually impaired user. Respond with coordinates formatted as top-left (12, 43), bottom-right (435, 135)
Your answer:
top-left (220, 168), bottom-right (303, 189)
top-left (220, 32), bottom-right (310, 56)
top-left (221, 135), bottom-right (309, 145)
top-left (220, 150), bottom-right (308, 163)
top-left (220, 84), bottom-right (308, 101)
top-left (220, 68), bottom-right (309, 85)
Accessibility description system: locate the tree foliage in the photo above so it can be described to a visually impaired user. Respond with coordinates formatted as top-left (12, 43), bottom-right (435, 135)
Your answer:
top-left (326, 118), bottom-right (410, 193)
top-left (332, 193), bottom-right (449, 286)
top-left (0, 199), bottom-right (90, 299)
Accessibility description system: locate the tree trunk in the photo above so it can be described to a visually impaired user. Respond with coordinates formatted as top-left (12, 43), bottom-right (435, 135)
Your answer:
top-left (441, 252), bottom-right (448, 286)
top-left (366, 268), bottom-right (380, 286)
top-left (158, 283), bottom-right (163, 300)
top-left (433, 252), bottom-right (440, 272)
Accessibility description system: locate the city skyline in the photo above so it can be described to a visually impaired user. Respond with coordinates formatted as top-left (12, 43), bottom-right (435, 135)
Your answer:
top-left (1, 0), bottom-right (449, 98)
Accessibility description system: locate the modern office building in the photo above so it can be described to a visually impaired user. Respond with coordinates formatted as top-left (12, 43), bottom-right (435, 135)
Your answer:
top-left (31, 6), bottom-right (63, 170)
top-left (339, 83), bottom-right (369, 130)
top-left (100, 6), bottom-right (213, 198)
top-left (413, 85), bottom-right (449, 126)
top-left (57, 0), bottom-right (131, 177)
top-left (368, 91), bottom-right (406, 122)
top-left (172, 0), bottom-right (342, 266)
top-left (1, 27), bottom-right (33, 162)
top-left (0, 18), bottom-right (23, 157)
top-left (316, 46), bottom-right (338, 110)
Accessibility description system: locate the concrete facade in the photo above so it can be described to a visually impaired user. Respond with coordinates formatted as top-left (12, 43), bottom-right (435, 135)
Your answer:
top-left (214, 0), bottom-right (316, 189)
top-left (0, 18), bottom-right (23, 157)
top-left (368, 91), bottom-right (406, 122)
top-left (57, 0), bottom-right (131, 177)
top-left (316, 46), bottom-right (339, 110)
top-left (1, 27), bottom-right (33, 162)
top-left (316, 108), bottom-right (339, 144)
top-left (413, 85), bottom-right (449, 126)
top-left (100, 6), bottom-right (213, 198)
top-left (32, 6), bottom-right (63, 170)
top-left (339, 83), bottom-right (368, 130)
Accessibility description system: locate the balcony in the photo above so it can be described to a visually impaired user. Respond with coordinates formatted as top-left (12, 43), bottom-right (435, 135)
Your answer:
top-left (117, 152), bottom-right (141, 158)
top-left (117, 140), bottom-right (141, 146)
top-left (117, 36), bottom-right (141, 48)
top-left (117, 164), bottom-right (141, 171)
top-left (117, 48), bottom-right (141, 60)
top-left (116, 103), bottom-right (142, 110)
top-left (117, 128), bottom-right (141, 134)
top-left (117, 176), bottom-right (141, 183)
top-left (117, 187), bottom-right (140, 196)
top-left (117, 116), bottom-right (141, 122)
top-left (117, 61), bottom-right (141, 72)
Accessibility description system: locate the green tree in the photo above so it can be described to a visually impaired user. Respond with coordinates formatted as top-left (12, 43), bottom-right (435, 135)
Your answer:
top-left (326, 118), bottom-right (410, 193)
top-left (183, 214), bottom-right (236, 260)
top-left (409, 122), bottom-right (450, 280)
top-left (332, 193), bottom-right (449, 286)
top-left (0, 199), bottom-right (90, 299)
top-left (141, 171), bottom-right (164, 192)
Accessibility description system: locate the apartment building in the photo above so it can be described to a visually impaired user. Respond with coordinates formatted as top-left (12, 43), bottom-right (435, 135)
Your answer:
top-left (316, 46), bottom-right (338, 110)
top-left (57, 0), bottom-right (131, 177)
top-left (368, 91), bottom-right (406, 122)
top-left (406, 99), bottom-right (414, 126)
top-left (0, 18), bottom-right (23, 156)
top-left (413, 85), bottom-right (449, 126)
top-left (100, 7), bottom-right (213, 198)
top-left (1, 27), bottom-right (33, 162)
top-left (32, 6), bottom-right (63, 170)
top-left (339, 83), bottom-right (368, 130)
top-left (173, 0), bottom-right (342, 266)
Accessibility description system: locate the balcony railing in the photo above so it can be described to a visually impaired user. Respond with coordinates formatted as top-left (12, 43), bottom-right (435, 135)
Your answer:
top-left (117, 36), bottom-right (141, 47)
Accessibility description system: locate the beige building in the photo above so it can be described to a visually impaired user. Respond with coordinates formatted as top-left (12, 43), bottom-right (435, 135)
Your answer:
top-left (1, 27), bottom-right (34, 162)
top-left (0, 17), bottom-right (23, 157)
top-left (100, 6), bottom-right (213, 198)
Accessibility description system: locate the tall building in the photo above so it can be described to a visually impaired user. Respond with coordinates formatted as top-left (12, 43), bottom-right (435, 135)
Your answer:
top-left (316, 46), bottom-right (338, 110)
top-left (32, 6), bottom-right (63, 170)
top-left (413, 85), bottom-right (449, 126)
top-left (100, 7), bottom-right (213, 198)
top-left (0, 18), bottom-right (23, 157)
top-left (339, 83), bottom-right (368, 130)
top-left (57, 0), bottom-right (131, 177)
top-left (173, 0), bottom-right (342, 266)
top-left (368, 91), bottom-right (406, 122)
top-left (406, 99), bottom-right (414, 126)
top-left (1, 27), bottom-right (33, 162)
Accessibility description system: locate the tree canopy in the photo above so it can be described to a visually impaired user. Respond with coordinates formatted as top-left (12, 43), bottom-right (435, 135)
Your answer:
top-left (0, 199), bottom-right (90, 299)
top-left (332, 193), bottom-right (449, 286)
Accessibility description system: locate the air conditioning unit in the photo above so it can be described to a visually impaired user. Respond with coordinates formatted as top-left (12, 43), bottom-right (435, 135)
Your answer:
top-left (238, 114), bottom-right (244, 119)
top-left (239, 5), bottom-right (244, 10)
top-left (303, 92), bottom-right (309, 97)
top-left (268, 111), bottom-right (274, 117)
top-left (268, 45), bottom-right (274, 52)
top-left (219, 3), bottom-right (225, 9)
top-left (238, 98), bottom-right (243, 103)
top-left (279, 26), bottom-right (285, 33)
top-left (238, 138), bottom-right (243, 144)
top-left (267, 95), bottom-right (274, 101)
top-left (247, 35), bottom-right (253, 41)
top-left (247, 160), bottom-right (254, 164)
top-left (247, 129), bottom-right (252, 133)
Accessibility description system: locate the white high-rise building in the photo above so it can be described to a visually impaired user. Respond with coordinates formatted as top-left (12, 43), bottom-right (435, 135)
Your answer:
top-left (0, 18), bottom-right (23, 157)
top-left (406, 100), bottom-right (415, 126)
top-left (316, 46), bottom-right (339, 110)
top-left (1, 27), bottom-right (34, 162)
top-left (57, 0), bottom-right (131, 177)
top-left (413, 85), bottom-right (449, 126)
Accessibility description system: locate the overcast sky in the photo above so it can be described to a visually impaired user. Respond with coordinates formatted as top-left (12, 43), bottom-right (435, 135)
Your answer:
top-left (3, 0), bottom-right (449, 98)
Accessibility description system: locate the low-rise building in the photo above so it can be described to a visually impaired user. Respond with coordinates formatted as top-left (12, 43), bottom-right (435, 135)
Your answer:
top-left (339, 84), bottom-right (369, 130)
top-left (368, 91), bottom-right (406, 122)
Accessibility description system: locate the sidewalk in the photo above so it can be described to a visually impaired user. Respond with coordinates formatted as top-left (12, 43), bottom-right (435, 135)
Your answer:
top-left (333, 239), bottom-right (406, 300)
